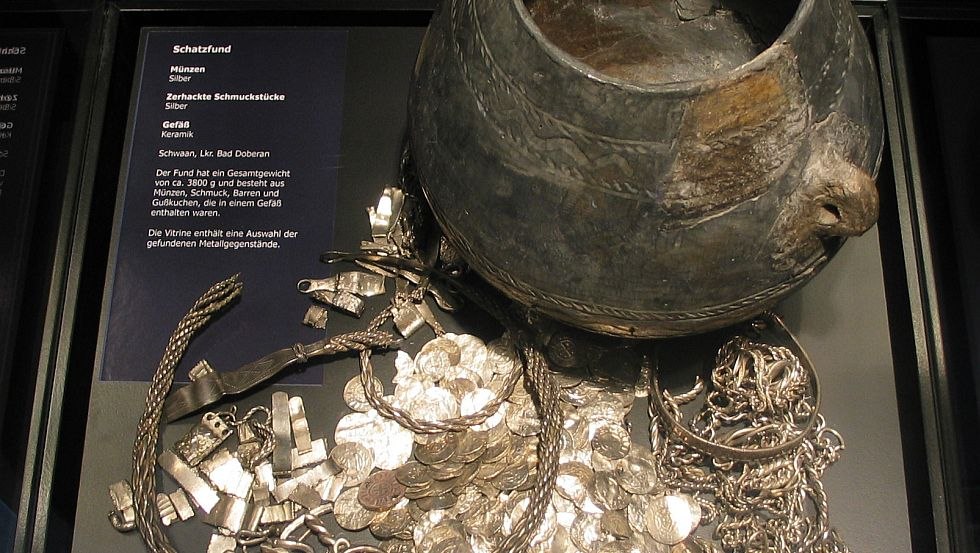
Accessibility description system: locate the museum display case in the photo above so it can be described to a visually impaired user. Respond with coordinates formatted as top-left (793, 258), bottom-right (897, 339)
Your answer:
top-left (1, 1), bottom-right (978, 552)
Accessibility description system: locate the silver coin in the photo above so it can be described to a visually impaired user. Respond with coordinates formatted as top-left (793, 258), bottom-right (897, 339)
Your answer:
top-left (410, 386), bottom-right (460, 422)
top-left (486, 337), bottom-right (520, 375)
top-left (344, 375), bottom-right (385, 412)
top-left (452, 430), bottom-right (488, 464)
top-left (616, 449), bottom-right (661, 495)
top-left (591, 471), bottom-right (630, 511)
top-left (392, 351), bottom-right (417, 385)
top-left (598, 539), bottom-right (646, 553)
top-left (370, 507), bottom-right (412, 539)
top-left (334, 487), bottom-right (378, 531)
top-left (551, 494), bottom-right (578, 529)
top-left (449, 334), bottom-right (492, 380)
top-left (330, 442), bottom-right (375, 486)
top-left (561, 383), bottom-right (598, 407)
top-left (669, 538), bottom-right (713, 553)
top-left (570, 512), bottom-right (609, 553)
top-left (416, 493), bottom-right (458, 511)
top-left (393, 377), bottom-right (428, 410)
top-left (379, 538), bottom-right (414, 553)
top-left (415, 337), bottom-right (461, 379)
top-left (645, 494), bottom-right (702, 546)
top-left (335, 411), bottom-right (380, 448)
top-left (415, 432), bottom-right (458, 465)
top-left (591, 424), bottom-right (631, 460)
top-left (375, 416), bottom-right (415, 470)
top-left (627, 493), bottom-right (651, 534)
top-left (461, 388), bottom-right (503, 431)
top-left (505, 401), bottom-right (541, 436)
top-left (600, 510), bottom-right (632, 539)
top-left (556, 462), bottom-right (593, 503)
top-left (445, 377), bottom-right (480, 402)
top-left (454, 488), bottom-right (489, 519)
top-left (491, 462), bottom-right (530, 491)
top-left (591, 449), bottom-right (627, 473)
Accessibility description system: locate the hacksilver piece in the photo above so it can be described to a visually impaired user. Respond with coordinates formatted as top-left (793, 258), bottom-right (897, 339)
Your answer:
top-left (173, 412), bottom-right (233, 467)
top-left (158, 449), bottom-right (220, 513)
top-left (302, 305), bottom-right (329, 329)
top-left (271, 392), bottom-right (292, 474)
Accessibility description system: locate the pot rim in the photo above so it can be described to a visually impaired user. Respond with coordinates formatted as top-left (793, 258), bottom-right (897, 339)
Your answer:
top-left (512, 0), bottom-right (813, 93)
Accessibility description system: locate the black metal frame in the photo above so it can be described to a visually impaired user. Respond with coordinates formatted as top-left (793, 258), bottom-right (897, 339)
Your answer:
top-left (3, 1), bottom-right (971, 552)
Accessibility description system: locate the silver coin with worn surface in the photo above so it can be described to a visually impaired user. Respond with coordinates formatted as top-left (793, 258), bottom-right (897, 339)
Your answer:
top-left (334, 487), bottom-right (378, 531)
top-left (329, 442), bottom-right (375, 486)
top-left (645, 494), bottom-right (702, 546)
top-left (591, 424), bottom-right (632, 460)
top-left (344, 375), bottom-right (385, 412)
top-left (570, 512), bottom-right (610, 553)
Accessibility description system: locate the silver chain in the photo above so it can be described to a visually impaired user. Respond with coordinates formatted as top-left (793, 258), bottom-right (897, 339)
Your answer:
top-left (648, 318), bottom-right (849, 553)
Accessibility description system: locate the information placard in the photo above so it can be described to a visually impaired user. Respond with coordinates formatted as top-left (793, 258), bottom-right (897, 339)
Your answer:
top-left (100, 29), bottom-right (348, 382)
top-left (0, 28), bottom-right (59, 399)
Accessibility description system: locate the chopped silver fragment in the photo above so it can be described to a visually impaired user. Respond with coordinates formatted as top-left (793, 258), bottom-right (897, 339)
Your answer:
top-left (173, 412), bottom-right (233, 467)
top-left (169, 489), bottom-right (194, 521)
top-left (156, 493), bottom-right (178, 526)
top-left (288, 395), bottom-right (314, 453)
top-left (200, 494), bottom-right (248, 533)
top-left (158, 449), bottom-right (220, 513)
top-left (271, 392), bottom-right (292, 474)
top-left (393, 302), bottom-right (426, 338)
top-left (199, 449), bottom-right (253, 499)
top-left (312, 290), bottom-right (366, 318)
top-left (205, 534), bottom-right (237, 553)
top-left (337, 271), bottom-right (386, 296)
top-left (108, 480), bottom-right (136, 528)
top-left (302, 304), bottom-right (329, 329)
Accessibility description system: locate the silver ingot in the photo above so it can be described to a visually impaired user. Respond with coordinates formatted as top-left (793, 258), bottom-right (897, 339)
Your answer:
top-left (410, 0), bottom-right (884, 336)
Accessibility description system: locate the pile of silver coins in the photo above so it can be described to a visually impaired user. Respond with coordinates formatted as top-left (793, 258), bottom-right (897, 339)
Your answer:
top-left (340, 332), bottom-right (713, 553)
top-left (109, 331), bottom-right (713, 553)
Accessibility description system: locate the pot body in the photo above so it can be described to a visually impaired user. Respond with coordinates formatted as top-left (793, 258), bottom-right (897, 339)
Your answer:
top-left (410, 0), bottom-right (884, 337)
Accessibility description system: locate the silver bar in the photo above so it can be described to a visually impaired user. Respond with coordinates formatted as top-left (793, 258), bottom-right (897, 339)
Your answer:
top-left (290, 438), bottom-right (327, 471)
top-left (271, 392), bottom-right (292, 474)
top-left (206, 534), bottom-right (238, 553)
top-left (242, 503), bottom-right (264, 532)
top-left (288, 396), bottom-right (313, 454)
top-left (159, 449), bottom-right (220, 513)
top-left (170, 489), bottom-right (195, 521)
top-left (108, 480), bottom-right (134, 512)
top-left (297, 277), bottom-right (337, 293)
top-left (253, 461), bottom-right (275, 493)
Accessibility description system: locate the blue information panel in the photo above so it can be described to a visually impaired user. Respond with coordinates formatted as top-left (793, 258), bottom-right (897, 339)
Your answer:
top-left (100, 29), bottom-right (348, 382)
